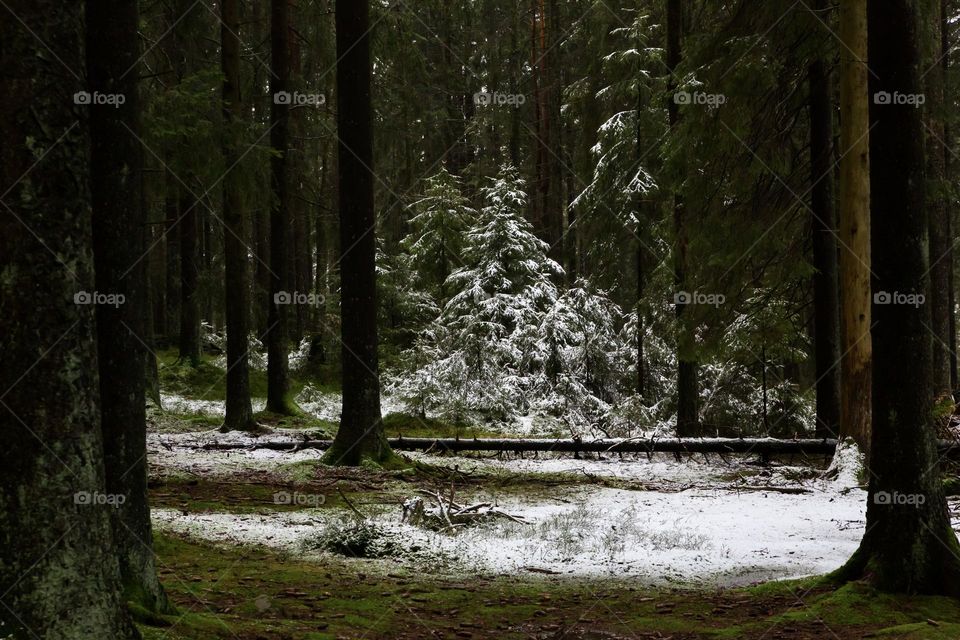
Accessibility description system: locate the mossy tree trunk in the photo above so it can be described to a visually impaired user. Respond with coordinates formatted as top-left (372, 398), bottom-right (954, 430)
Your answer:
top-left (220, 0), bottom-right (257, 432)
top-left (0, 2), bottom-right (140, 636)
top-left (923, 0), bottom-right (953, 402)
top-left (87, 0), bottom-right (172, 614)
top-left (325, 0), bottom-right (395, 466)
top-left (840, 0), bottom-right (960, 595)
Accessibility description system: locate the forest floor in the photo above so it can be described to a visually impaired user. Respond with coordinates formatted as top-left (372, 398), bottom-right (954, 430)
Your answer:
top-left (142, 354), bottom-right (960, 638)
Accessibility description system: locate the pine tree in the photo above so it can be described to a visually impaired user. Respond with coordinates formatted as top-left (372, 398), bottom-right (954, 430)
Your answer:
top-left (401, 167), bottom-right (474, 304)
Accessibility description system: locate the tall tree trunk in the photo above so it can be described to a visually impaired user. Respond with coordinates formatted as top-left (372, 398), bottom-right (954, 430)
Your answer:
top-left (837, 0), bottom-right (871, 451)
top-left (635, 78), bottom-right (646, 400)
top-left (840, 0), bottom-right (960, 594)
top-left (946, 0), bottom-right (958, 394)
top-left (87, 0), bottom-right (171, 614)
top-left (0, 2), bottom-right (140, 636)
top-left (267, 0), bottom-right (296, 415)
top-left (220, 0), bottom-right (257, 431)
top-left (179, 192), bottom-right (201, 365)
top-left (325, 0), bottom-right (395, 466)
top-left (925, 0), bottom-right (953, 403)
top-left (667, 0), bottom-right (699, 436)
top-left (808, 1), bottom-right (842, 438)
top-left (164, 171), bottom-right (180, 345)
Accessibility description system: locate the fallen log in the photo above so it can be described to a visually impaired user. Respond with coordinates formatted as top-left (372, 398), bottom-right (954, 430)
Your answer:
top-left (193, 436), bottom-right (960, 458)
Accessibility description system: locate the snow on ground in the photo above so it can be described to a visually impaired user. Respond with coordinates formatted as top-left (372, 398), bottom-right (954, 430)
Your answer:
top-left (152, 479), bottom-right (871, 586)
top-left (160, 393), bottom-right (266, 417)
top-left (148, 428), bottom-right (319, 477)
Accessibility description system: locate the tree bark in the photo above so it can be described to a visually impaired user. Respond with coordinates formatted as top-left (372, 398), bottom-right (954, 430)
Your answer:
top-left (808, 0), bottom-right (842, 438)
top-left (266, 0), bottom-right (295, 415)
top-left (0, 2), bottom-right (140, 636)
top-left (325, 0), bottom-right (395, 466)
top-left (87, 0), bottom-right (172, 614)
top-left (667, 0), bottom-right (699, 437)
top-left (837, 0), bottom-right (871, 451)
top-left (220, 0), bottom-right (257, 431)
top-left (178, 191), bottom-right (201, 366)
top-left (924, 0), bottom-right (953, 401)
top-left (840, 0), bottom-right (960, 595)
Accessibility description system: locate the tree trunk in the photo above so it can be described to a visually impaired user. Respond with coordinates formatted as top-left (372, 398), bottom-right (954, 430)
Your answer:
top-left (0, 2), bottom-right (140, 636)
top-left (667, 0), bottom-right (699, 437)
top-left (164, 171), bottom-right (180, 344)
top-left (178, 192), bottom-right (201, 366)
top-left (840, 0), bottom-right (960, 595)
top-left (220, 0), bottom-right (257, 431)
top-left (924, 0), bottom-right (953, 402)
top-left (267, 0), bottom-right (296, 415)
top-left (808, 3), bottom-right (842, 438)
top-left (87, 0), bottom-right (171, 614)
top-left (837, 0), bottom-right (871, 451)
top-left (325, 0), bottom-right (395, 466)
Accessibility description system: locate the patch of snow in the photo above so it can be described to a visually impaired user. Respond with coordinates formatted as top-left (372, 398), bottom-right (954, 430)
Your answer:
top-left (827, 438), bottom-right (866, 490)
top-left (152, 480), bottom-right (876, 586)
top-left (160, 393), bottom-right (265, 417)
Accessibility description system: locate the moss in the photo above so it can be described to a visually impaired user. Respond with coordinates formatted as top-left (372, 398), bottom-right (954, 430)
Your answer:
top-left (254, 409), bottom-right (334, 435)
top-left (140, 532), bottom-right (960, 640)
top-left (943, 476), bottom-right (960, 496)
top-left (381, 412), bottom-right (498, 438)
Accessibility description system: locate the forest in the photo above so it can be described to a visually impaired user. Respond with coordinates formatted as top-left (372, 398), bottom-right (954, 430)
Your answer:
top-left (4, 0), bottom-right (960, 638)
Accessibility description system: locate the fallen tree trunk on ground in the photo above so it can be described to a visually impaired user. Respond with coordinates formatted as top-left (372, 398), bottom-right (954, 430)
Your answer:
top-left (192, 436), bottom-right (959, 458)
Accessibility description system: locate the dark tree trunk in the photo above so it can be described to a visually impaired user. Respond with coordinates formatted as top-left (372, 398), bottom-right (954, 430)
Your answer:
top-left (87, 0), bottom-right (171, 614)
top-left (840, 0), bottom-right (960, 595)
top-left (925, 0), bottom-right (953, 401)
top-left (164, 172), bottom-right (180, 343)
top-left (808, 10), bottom-right (842, 438)
top-left (220, 0), bottom-right (257, 431)
top-left (267, 0), bottom-right (295, 415)
top-left (0, 2), bottom-right (139, 636)
top-left (667, 0), bottom-right (699, 437)
top-left (325, 0), bottom-right (394, 466)
top-left (179, 194), bottom-right (201, 366)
